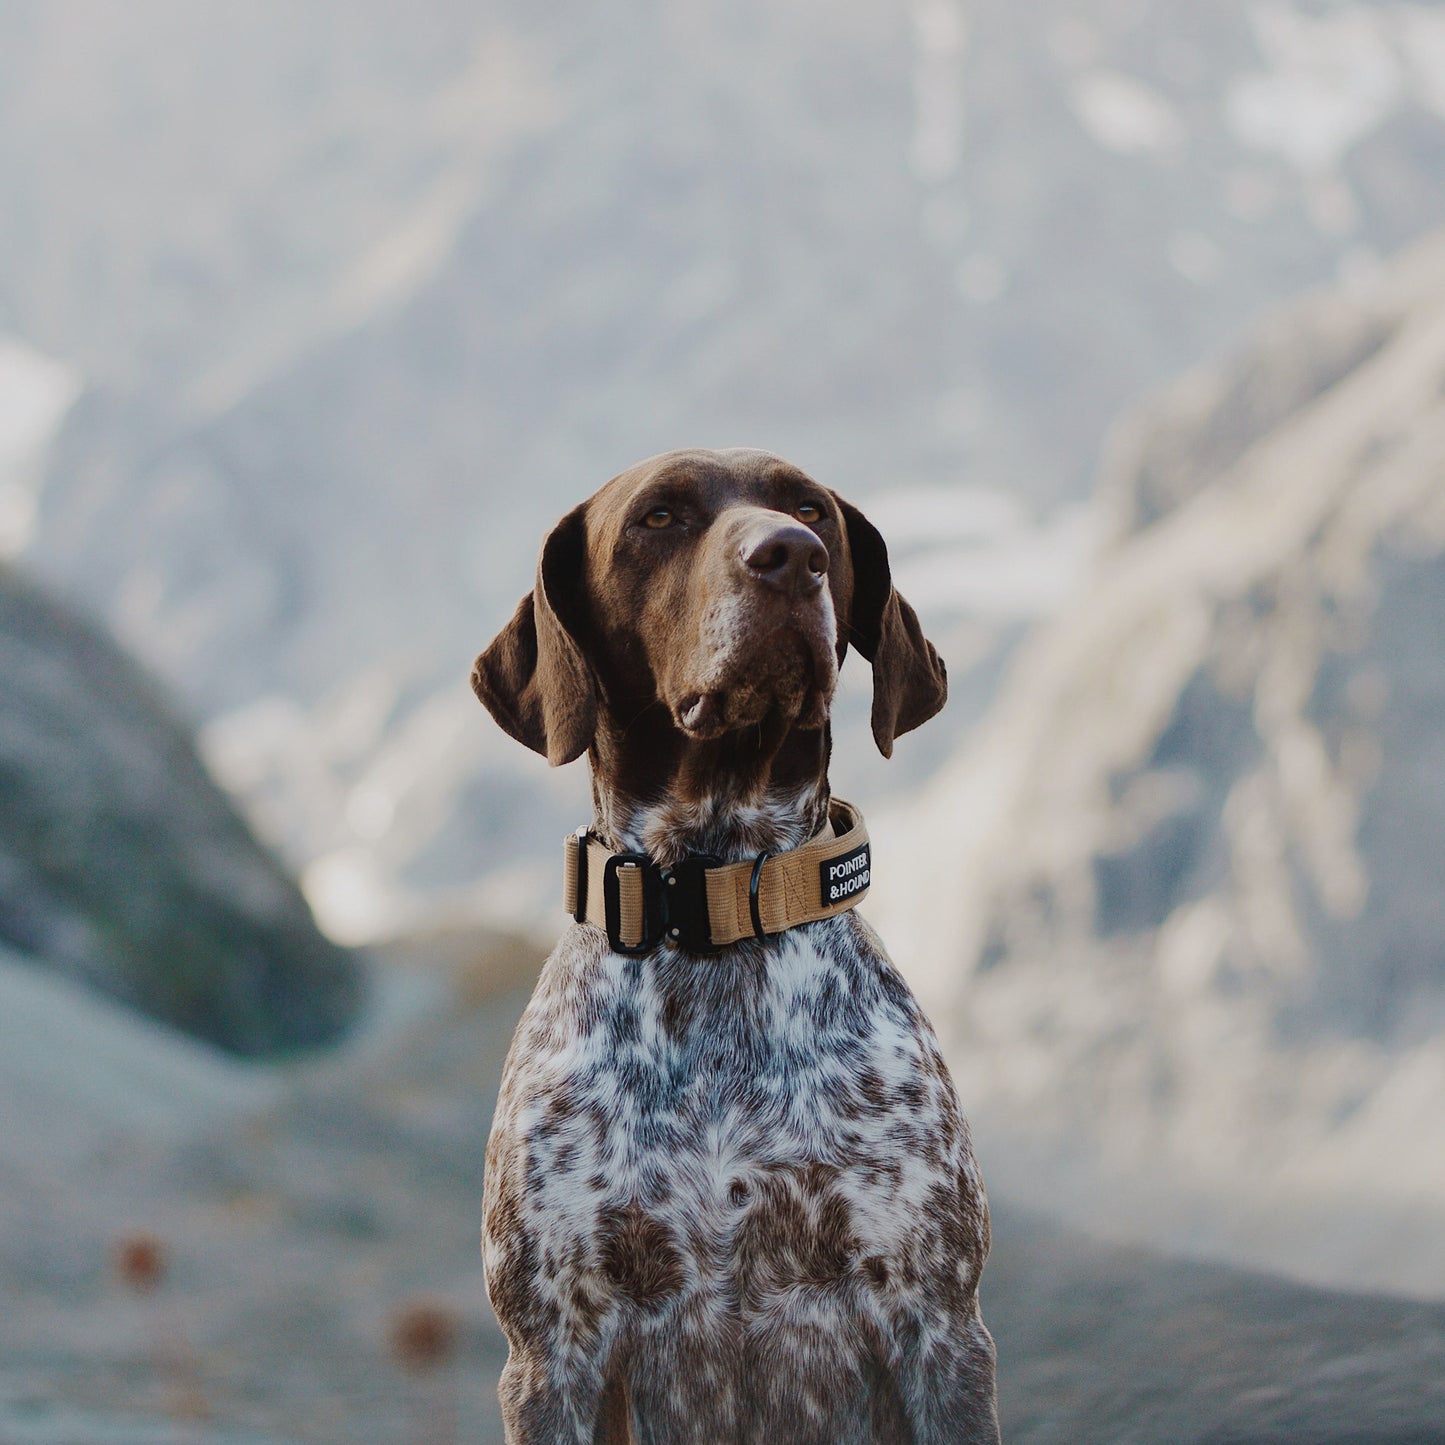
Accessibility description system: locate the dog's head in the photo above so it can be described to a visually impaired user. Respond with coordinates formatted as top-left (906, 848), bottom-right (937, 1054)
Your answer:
top-left (472, 448), bottom-right (946, 764)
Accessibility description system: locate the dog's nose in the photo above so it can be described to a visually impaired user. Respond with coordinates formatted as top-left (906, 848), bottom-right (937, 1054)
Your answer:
top-left (740, 522), bottom-right (828, 595)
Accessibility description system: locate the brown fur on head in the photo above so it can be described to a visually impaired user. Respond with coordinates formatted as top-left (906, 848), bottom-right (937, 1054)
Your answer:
top-left (471, 448), bottom-right (947, 785)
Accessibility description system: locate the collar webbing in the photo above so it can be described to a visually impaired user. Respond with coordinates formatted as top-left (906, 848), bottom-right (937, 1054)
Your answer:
top-left (562, 799), bottom-right (872, 953)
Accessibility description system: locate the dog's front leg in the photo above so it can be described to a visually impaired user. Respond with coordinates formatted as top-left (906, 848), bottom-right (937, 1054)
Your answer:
top-left (498, 1340), bottom-right (630, 1445)
top-left (892, 1305), bottom-right (1000, 1445)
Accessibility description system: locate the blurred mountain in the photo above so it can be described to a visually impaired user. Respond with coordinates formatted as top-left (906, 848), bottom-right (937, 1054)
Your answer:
top-left (0, 566), bottom-right (361, 1055)
top-left (874, 229), bottom-right (1445, 1297)
top-left (9, 1), bottom-right (1445, 928)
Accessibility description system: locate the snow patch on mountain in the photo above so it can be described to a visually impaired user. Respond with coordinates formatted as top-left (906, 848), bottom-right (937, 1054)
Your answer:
top-left (1227, 3), bottom-right (1445, 175)
top-left (862, 486), bottom-right (1101, 619)
top-left (0, 339), bottom-right (80, 557)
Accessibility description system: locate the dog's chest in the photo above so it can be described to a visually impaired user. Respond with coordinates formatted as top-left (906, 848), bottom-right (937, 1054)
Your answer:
top-left (485, 918), bottom-right (979, 1286)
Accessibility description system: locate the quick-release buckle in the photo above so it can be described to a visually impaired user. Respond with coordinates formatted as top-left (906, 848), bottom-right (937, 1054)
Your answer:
top-left (658, 853), bottom-right (720, 954)
top-left (600, 851), bottom-right (720, 954)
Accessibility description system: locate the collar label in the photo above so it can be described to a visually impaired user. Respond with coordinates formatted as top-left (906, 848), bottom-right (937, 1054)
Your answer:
top-left (820, 841), bottom-right (871, 905)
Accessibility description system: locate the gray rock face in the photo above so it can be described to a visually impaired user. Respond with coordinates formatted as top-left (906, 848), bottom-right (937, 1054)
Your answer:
top-left (0, 566), bottom-right (361, 1054)
top-left (874, 232), bottom-right (1445, 1296)
top-left (1095, 238), bottom-right (1445, 1049)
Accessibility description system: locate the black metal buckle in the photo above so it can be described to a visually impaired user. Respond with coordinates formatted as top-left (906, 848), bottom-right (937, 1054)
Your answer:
top-left (600, 851), bottom-right (720, 954)
top-left (602, 853), bottom-right (663, 954)
top-left (658, 854), bottom-right (720, 954)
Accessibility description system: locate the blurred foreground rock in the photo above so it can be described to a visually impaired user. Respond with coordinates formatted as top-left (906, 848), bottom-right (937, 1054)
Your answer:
top-left (875, 231), bottom-right (1445, 1296)
top-left (4, 964), bottom-right (1442, 1445)
top-left (0, 567), bottom-right (361, 1054)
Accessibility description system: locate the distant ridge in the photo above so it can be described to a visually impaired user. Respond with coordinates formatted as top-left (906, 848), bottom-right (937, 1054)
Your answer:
top-left (12, 0), bottom-right (1445, 922)
top-left (875, 230), bottom-right (1445, 1297)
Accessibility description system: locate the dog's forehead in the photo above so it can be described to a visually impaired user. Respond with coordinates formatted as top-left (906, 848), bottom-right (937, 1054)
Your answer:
top-left (590, 448), bottom-right (818, 514)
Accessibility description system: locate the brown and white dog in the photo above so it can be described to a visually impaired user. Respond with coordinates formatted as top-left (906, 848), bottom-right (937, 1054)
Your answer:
top-left (472, 448), bottom-right (998, 1444)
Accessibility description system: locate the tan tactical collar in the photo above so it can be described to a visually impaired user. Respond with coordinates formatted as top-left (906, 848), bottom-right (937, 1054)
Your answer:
top-left (562, 799), bottom-right (871, 953)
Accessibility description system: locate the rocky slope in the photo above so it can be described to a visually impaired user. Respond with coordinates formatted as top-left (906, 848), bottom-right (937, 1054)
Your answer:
top-left (0, 566), bottom-right (361, 1054)
top-left (10, 1), bottom-right (1445, 929)
top-left (6, 958), bottom-right (1443, 1445)
top-left (873, 230), bottom-right (1445, 1297)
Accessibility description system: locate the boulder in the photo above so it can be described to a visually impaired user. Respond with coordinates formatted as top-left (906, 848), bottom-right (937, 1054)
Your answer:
top-left (0, 567), bottom-right (361, 1055)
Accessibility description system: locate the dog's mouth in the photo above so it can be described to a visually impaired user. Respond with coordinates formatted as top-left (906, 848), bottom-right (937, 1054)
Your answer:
top-left (671, 624), bottom-right (837, 741)
top-left (661, 565), bottom-right (842, 742)
top-left (674, 686), bottom-right (831, 740)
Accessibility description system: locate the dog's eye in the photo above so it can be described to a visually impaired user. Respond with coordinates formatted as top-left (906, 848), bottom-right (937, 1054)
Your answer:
top-left (796, 502), bottom-right (824, 524)
top-left (643, 508), bottom-right (675, 529)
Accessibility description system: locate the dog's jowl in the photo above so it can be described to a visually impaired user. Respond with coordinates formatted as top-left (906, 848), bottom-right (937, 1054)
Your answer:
top-left (473, 448), bottom-right (1000, 1444)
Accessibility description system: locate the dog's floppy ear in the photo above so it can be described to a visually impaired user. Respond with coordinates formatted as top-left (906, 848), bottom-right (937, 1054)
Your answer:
top-left (471, 504), bottom-right (597, 766)
top-left (838, 496), bottom-right (948, 758)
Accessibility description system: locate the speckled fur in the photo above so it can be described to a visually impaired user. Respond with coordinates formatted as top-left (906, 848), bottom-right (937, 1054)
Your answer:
top-left (474, 450), bottom-right (998, 1443)
top-left (484, 910), bottom-right (997, 1444)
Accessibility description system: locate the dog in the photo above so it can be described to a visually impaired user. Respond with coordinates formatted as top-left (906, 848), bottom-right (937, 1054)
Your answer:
top-left (472, 448), bottom-right (999, 1443)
